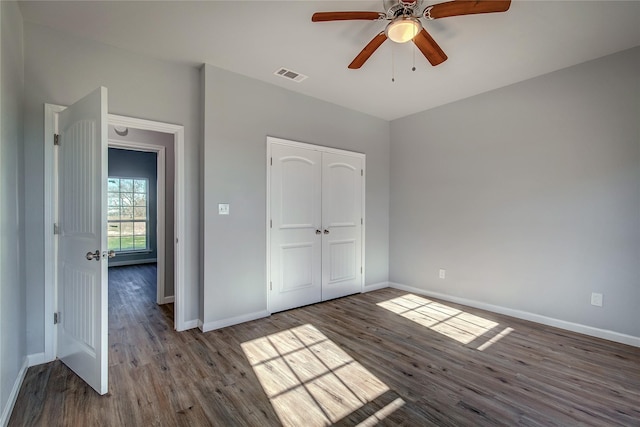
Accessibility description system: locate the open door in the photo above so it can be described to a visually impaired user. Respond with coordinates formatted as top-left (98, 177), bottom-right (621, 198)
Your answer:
top-left (56, 87), bottom-right (109, 395)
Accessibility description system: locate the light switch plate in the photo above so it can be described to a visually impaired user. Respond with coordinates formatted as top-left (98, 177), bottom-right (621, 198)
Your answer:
top-left (218, 203), bottom-right (230, 215)
top-left (590, 292), bottom-right (603, 307)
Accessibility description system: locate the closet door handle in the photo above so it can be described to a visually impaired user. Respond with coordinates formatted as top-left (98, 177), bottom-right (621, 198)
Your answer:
top-left (324, 229), bottom-right (330, 234)
top-left (315, 229), bottom-right (321, 235)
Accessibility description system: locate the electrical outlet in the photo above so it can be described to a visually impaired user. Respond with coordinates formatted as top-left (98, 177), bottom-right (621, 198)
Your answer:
top-left (218, 203), bottom-right (230, 215)
top-left (590, 292), bottom-right (603, 307)
top-left (439, 269), bottom-right (446, 279)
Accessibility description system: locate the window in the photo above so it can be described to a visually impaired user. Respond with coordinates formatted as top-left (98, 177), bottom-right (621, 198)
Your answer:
top-left (108, 177), bottom-right (149, 252)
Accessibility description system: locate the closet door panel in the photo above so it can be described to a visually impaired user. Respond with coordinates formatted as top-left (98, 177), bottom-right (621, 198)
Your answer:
top-left (269, 144), bottom-right (322, 313)
top-left (321, 152), bottom-right (363, 301)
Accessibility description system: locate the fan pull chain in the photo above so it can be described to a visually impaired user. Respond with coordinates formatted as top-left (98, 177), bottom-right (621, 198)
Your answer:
top-left (412, 43), bottom-right (416, 71)
top-left (391, 46), bottom-right (395, 82)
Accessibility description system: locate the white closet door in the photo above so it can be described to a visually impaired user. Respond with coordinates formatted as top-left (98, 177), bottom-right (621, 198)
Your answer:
top-left (321, 152), bottom-right (363, 301)
top-left (269, 144), bottom-right (322, 313)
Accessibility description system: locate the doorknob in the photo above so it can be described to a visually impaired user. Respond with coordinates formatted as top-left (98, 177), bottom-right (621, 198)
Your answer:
top-left (86, 250), bottom-right (100, 261)
top-left (103, 250), bottom-right (116, 259)
top-left (315, 229), bottom-right (321, 235)
top-left (324, 229), bottom-right (330, 234)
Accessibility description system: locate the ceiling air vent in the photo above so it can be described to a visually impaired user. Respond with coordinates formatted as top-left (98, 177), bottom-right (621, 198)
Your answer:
top-left (274, 67), bottom-right (308, 83)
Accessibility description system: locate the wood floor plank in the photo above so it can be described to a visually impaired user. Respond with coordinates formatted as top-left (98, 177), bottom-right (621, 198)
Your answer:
top-left (8, 267), bottom-right (640, 426)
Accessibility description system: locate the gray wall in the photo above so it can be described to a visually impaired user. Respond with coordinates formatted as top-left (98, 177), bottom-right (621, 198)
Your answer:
top-left (23, 23), bottom-right (201, 354)
top-left (0, 0), bottom-right (27, 420)
top-left (201, 64), bottom-right (390, 326)
top-left (108, 148), bottom-right (158, 265)
top-left (390, 47), bottom-right (640, 338)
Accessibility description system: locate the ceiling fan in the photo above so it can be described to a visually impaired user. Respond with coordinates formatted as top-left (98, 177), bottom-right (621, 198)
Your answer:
top-left (312, 0), bottom-right (511, 69)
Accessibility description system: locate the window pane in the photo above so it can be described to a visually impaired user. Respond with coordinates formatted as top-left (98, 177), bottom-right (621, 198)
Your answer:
top-left (108, 193), bottom-right (120, 207)
top-left (108, 178), bottom-right (119, 192)
top-left (134, 236), bottom-right (146, 250)
top-left (108, 222), bottom-right (120, 236)
top-left (108, 208), bottom-right (120, 221)
top-left (120, 236), bottom-right (134, 251)
top-left (134, 222), bottom-right (146, 236)
top-left (134, 180), bottom-right (147, 193)
top-left (120, 206), bottom-right (134, 220)
top-left (121, 222), bottom-right (134, 235)
top-left (121, 193), bottom-right (133, 206)
top-left (120, 179), bottom-right (133, 193)
top-left (108, 237), bottom-right (120, 251)
top-left (134, 193), bottom-right (146, 207)
top-left (134, 207), bottom-right (147, 220)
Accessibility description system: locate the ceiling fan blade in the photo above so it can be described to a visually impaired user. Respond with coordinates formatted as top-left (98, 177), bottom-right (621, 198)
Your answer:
top-left (312, 11), bottom-right (384, 22)
top-left (427, 1), bottom-right (511, 19)
top-left (348, 32), bottom-right (388, 69)
top-left (413, 29), bottom-right (447, 66)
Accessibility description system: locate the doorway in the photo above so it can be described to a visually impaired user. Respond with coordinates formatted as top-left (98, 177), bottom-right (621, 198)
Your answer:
top-left (42, 103), bottom-right (187, 368)
top-left (108, 126), bottom-right (175, 307)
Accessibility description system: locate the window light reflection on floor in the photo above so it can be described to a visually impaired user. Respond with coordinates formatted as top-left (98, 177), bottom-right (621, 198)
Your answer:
top-left (477, 327), bottom-right (514, 351)
top-left (241, 324), bottom-right (404, 427)
top-left (377, 294), bottom-right (501, 346)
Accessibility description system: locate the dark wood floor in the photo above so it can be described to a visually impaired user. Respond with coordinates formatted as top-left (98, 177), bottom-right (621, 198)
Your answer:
top-left (10, 264), bottom-right (640, 426)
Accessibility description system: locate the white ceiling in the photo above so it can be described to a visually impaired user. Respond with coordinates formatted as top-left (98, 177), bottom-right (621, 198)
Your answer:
top-left (18, 1), bottom-right (640, 121)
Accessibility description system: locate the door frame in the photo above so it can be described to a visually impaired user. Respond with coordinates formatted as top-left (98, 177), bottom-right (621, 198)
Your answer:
top-left (265, 136), bottom-right (366, 314)
top-left (43, 105), bottom-right (188, 364)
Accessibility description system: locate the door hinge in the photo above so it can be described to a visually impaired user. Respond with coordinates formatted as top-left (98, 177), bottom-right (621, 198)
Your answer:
top-left (270, 157), bottom-right (273, 166)
top-left (361, 218), bottom-right (363, 225)
top-left (361, 169), bottom-right (363, 176)
top-left (54, 312), bottom-right (61, 324)
top-left (361, 267), bottom-right (363, 274)
top-left (53, 223), bottom-right (60, 235)
top-left (270, 219), bottom-right (272, 228)
top-left (270, 281), bottom-right (273, 291)
top-left (54, 134), bottom-right (60, 146)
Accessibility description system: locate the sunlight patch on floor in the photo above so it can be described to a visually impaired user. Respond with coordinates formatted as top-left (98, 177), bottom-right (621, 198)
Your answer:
top-left (377, 294), bottom-right (499, 345)
top-left (356, 397), bottom-right (406, 427)
top-left (477, 327), bottom-right (514, 351)
top-left (241, 324), bottom-right (403, 427)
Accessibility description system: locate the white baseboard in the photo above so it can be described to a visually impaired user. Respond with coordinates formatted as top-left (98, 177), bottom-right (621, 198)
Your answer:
top-left (1, 357), bottom-right (28, 427)
top-left (26, 352), bottom-right (50, 367)
top-left (177, 319), bottom-right (200, 332)
top-left (200, 310), bottom-right (270, 333)
top-left (389, 282), bottom-right (640, 348)
top-left (363, 281), bottom-right (389, 292)
top-left (108, 258), bottom-right (157, 267)
top-left (159, 296), bottom-right (174, 304)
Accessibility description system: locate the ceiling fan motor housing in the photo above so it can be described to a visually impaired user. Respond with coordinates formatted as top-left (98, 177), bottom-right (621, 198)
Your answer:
top-left (384, 0), bottom-right (423, 18)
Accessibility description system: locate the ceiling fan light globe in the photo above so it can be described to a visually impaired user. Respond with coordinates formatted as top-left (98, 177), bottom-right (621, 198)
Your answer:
top-left (386, 17), bottom-right (421, 43)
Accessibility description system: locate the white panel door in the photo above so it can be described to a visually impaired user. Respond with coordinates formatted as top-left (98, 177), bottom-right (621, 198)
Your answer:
top-left (57, 87), bottom-right (109, 395)
top-left (321, 152), bottom-right (363, 301)
top-left (269, 144), bottom-right (322, 313)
